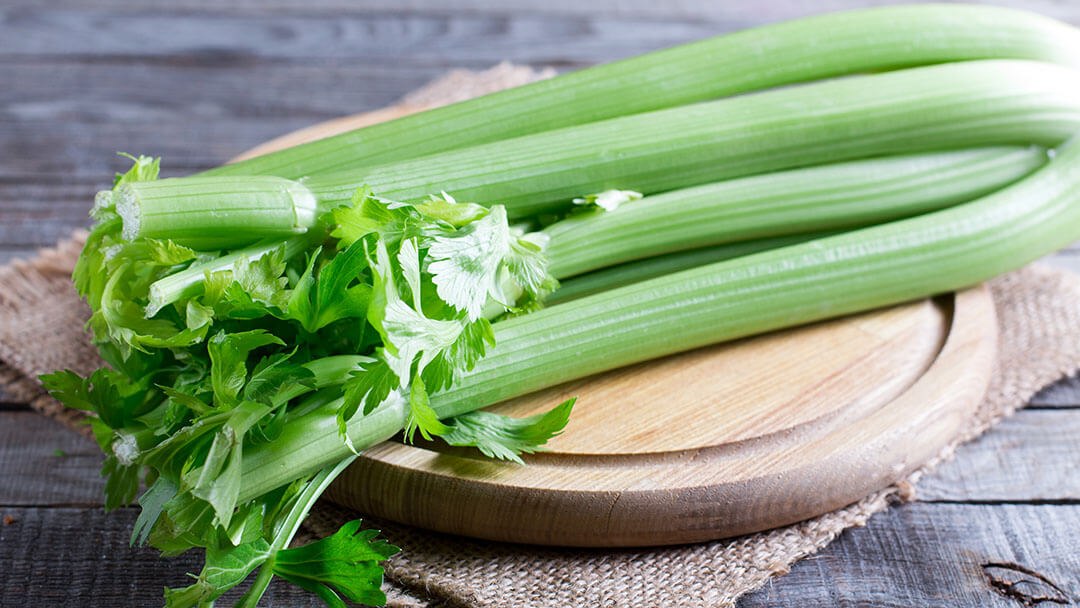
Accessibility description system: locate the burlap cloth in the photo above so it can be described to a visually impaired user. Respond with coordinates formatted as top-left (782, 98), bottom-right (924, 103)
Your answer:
top-left (4, 65), bottom-right (1080, 607)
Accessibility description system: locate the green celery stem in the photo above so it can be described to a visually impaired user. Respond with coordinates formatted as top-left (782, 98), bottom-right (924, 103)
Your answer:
top-left (542, 146), bottom-right (1046, 278)
top-left (143, 145), bottom-right (1044, 316)
top-left (116, 176), bottom-right (318, 250)
top-left (432, 138), bottom-right (1080, 417)
top-left (240, 396), bottom-right (405, 501)
top-left (546, 232), bottom-right (834, 304)
top-left (330, 60), bottom-right (1080, 219)
top-left (203, 5), bottom-right (1080, 179)
top-left (142, 60), bottom-right (1080, 237)
top-left (237, 134), bottom-right (1080, 497)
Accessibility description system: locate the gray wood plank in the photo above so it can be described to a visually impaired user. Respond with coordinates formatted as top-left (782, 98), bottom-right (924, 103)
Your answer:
top-left (0, 507), bottom-right (323, 607)
top-left (2, 503), bottom-right (1077, 608)
top-left (0, 412), bottom-right (104, 506)
top-left (1029, 372), bottom-right (1080, 407)
top-left (917, 409), bottom-right (1080, 503)
top-left (0, 8), bottom-right (708, 67)
top-left (1, 62), bottom-right (455, 123)
top-left (737, 502), bottom-right (1080, 608)
top-left (0, 248), bottom-right (44, 267)
top-left (0, 62), bottom-right (451, 177)
top-left (6, 0), bottom-right (1080, 26)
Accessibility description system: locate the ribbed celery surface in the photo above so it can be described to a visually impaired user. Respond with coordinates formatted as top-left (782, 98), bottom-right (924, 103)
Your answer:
top-left (204, 4), bottom-right (1080, 179)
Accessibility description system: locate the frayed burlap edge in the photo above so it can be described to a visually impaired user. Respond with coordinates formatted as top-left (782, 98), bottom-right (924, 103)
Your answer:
top-left (0, 231), bottom-right (95, 436)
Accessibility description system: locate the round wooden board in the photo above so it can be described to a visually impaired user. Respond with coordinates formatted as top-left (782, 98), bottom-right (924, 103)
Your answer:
top-left (236, 74), bottom-right (999, 547)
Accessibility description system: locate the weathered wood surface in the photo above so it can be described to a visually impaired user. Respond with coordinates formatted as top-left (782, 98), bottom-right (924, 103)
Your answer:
top-left (918, 408), bottom-right (1080, 502)
top-left (1031, 372), bottom-right (1080, 407)
top-left (0, 506), bottom-right (322, 606)
top-left (10, 0), bottom-right (1080, 22)
top-left (3, 1), bottom-right (1080, 606)
top-left (4, 394), bottom-right (1079, 607)
top-left (739, 503), bottom-right (1080, 607)
top-left (0, 412), bottom-right (103, 506)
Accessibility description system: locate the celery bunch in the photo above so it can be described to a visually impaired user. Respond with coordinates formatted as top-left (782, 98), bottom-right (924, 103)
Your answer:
top-left (41, 5), bottom-right (1080, 607)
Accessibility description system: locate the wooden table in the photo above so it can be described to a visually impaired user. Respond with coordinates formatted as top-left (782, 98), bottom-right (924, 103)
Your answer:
top-left (2, 1), bottom-right (1079, 605)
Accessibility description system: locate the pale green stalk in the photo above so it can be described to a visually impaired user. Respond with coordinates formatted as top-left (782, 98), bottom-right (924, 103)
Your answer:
top-left (202, 4), bottom-right (1080, 179)
top-left (143, 144), bottom-right (1044, 315)
top-left (545, 233), bottom-right (832, 304)
top-left (121, 59), bottom-right (1080, 246)
top-left (543, 146), bottom-right (1045, 278)
top-left (237, 134), bottom-right (1080, 501)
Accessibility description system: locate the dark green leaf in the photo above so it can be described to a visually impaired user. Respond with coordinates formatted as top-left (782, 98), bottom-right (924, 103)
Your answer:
top-left (207, 329), bottom-right (284, 408)
top-left (341, 358), bottom-right (397, 418)
top-left (190, 401), bottom-right (271, 528)
top-left (244, 350), bottom-right (315, 406)
top-left (159, 386), bottom-right (213, 417)
top-left (40, 367), bottom-right (148, 431)
top-left (159, 490), bottom-right (218, 553)
top-left (286, 240), bottom-right (371, 333)
top-left (420, 317), bottom-right (494, 393)
top-left (39, 369), bottom-right (98, 413)
top-left (101, 454), bottom-right (141, 510)
top-left (164, 538), bottom-right (272, 608)
top-left (200, 246), bottom-right (291, 319)
top-left (132, 477), bottom-right (178, 547)
top-left (273, 519), bottom-right (399, 608)
top-left (330, 186), bottom-right (400, 248)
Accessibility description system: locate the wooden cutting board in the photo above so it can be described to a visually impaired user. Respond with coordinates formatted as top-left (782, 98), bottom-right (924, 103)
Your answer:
top-left (234, 70), bottom-right (998, 548)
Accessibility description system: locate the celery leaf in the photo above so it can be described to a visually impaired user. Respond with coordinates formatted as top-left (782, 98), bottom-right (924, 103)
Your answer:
top-left (441, 398), bottom-right (575, 464)
top-left (207, 329), bottom-right (284, 408)
top-left (571, 188), bottom-right (642, 212)
top-left (163, 538), bottom-right (272, 608)
top-left (404, 376), bottom-right (450, 442)
top-left (273, 519), bottom-right (399, 608)
top-left (286, 240), bottom-right (372, 333)
top-left (426, 206), bottom-right (512, 321)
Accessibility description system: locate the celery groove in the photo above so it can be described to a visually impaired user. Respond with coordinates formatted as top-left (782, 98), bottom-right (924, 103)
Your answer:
top-left (121, 59), bottom-right (1080, 242)
top-left (543, 146), bottom-right (1046, 278)
top-left (237, 135), bottom-right (1080, 495)
top-left (142, 146), bottom-right (1043, 314)
top-left (204, 5), bottom-right (1080, 179)
top-left (545, 233), bottom-right (834, 304)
